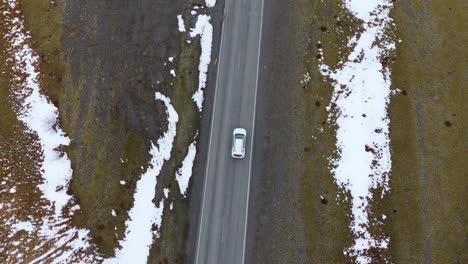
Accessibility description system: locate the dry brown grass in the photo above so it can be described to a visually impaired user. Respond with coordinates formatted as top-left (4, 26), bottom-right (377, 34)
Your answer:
top-left (383, 0), bottom-right (467, 263)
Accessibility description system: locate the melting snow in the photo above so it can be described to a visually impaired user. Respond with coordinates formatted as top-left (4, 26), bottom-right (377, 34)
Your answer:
top-left (4, 1), bottom-right (74, 218)
top-left (105, 92), bottom-right (178, 263)
top-left (176, 140), bottom-right (197, 197)
top-left (318, 0), bottom-right (395, 262)
top-left (205, 0), bottom-right (217, 8)
top-left (190, 15), bottom-right (213, 112)
top-left (11, 221), bottom-right (34, 233)
top-left (2, 1), bottom-right (99, 262)
top-left (177, 15), bottom-right (186, 32)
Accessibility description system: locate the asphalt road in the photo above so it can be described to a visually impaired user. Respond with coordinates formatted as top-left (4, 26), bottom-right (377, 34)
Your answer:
top-left (194, 0), bottom-right (264, 263)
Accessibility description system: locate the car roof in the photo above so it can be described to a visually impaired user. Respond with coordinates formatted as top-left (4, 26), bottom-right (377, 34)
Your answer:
top-left (233, 136), bottom-right (244, 155)
top-left (233, 128), bottom-right (246, 135)
top-left (234, 138), bottom-right (243, 149)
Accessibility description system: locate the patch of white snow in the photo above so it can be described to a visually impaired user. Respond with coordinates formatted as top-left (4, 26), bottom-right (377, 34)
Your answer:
top-left (318, 0), bottom-right (395, 262)
top-left (175, 140), bottom-right (197, 197)
top-left (205, 0), bottom-right (217, 7)
top-left (11, 221), bottom-right (34, 233)
top-left (189, 15), bottom-right (213, 112)
top-left (177, 15), bottom-right (186, 32)
top-left (105, 92), bottom-right (178, 264)
top-left (4, 3), bottom-right (74, 217)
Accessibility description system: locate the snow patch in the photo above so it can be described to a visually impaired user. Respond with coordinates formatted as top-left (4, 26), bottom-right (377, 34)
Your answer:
top-left (176, 140), bottom-right (197, 197)
top-left (177, 15), bottom-right (186, 32)
top-left (2, 1), bottom-right (99, 261)
top-left (205, 0), bottom-right (217, 7)
top-left (11, 221), bottom-right (34, 233)
top-left (4, 2), bottom-right (74, 217)
top-left (318, 0), bottom-right (395, 262)
top-left (105, 92), bottom-right (178, 264)
top-left (190, 15), bottom-right (213, 112)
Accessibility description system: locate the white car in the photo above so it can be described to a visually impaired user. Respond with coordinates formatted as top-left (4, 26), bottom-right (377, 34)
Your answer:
top-left (231, 128), bottom-right (247, 159)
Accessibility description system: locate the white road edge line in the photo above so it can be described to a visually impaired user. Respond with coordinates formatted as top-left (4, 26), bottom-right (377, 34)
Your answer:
top-left (195, 1), bottom-right (229, 263)
top-left (242, 0), bottom-right (265, 263)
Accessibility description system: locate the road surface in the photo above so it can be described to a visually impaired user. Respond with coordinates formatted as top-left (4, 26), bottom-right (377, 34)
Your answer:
top-left (195, 0), bottom-right (264, 263)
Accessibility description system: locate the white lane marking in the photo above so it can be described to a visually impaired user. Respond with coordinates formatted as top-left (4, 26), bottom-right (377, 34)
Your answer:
top-left (195, 0), bottom-right (229, 263)
top-left (242, 0), bottom-right (265, 263)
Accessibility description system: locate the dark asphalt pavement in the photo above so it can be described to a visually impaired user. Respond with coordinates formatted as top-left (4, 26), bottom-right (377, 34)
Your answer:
top-left (194, 0), bottom-right (264, 263)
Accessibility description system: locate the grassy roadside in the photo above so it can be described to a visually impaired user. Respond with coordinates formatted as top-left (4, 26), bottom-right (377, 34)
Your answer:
top-left (148, 3), bottom-right (202, 263)
top-left (19, 1), bottom-right (68, 107)
top-left (298, 0), bottom-right (363, 262)
top-left (20, 0), bottom-right (168, 257)
top-left (384, 0), bottom-right (467, 263)
top-left (250, 0), bottom-right (358, 262)
top-left (20, 0), bottom-right (206, 260)
top-left (301, 0), bottom-right (467, 262)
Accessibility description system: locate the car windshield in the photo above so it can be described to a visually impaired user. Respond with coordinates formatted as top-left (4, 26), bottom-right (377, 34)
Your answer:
top-left (235, 134), bottom-right (244, 139)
